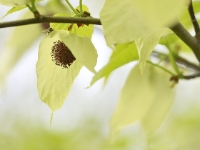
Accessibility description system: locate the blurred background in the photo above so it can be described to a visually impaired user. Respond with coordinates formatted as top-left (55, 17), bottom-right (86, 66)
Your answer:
top-left (0, 0), bottom-right (200, 149)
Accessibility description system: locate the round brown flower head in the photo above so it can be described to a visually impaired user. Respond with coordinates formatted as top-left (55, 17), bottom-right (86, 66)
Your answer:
top-left (51, 40), bottom-right (76, 68)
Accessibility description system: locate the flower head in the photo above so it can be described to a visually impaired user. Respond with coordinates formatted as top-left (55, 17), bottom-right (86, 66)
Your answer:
top-left (51, 40), bottom-right (76, 68)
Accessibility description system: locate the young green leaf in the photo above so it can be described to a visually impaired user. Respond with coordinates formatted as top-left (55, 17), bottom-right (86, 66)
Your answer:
top-left (110, 63), bottom-right (174, 137)
top-left (36, 33), bottom-right (83, 112)
top-left (50, 5), bottom-right (94, 38)
top-left (135, 28), bottom-right (167, 72)
top-left (1, 5), bottom-right (26, 18)
top-left (100, 0), bottom-right (186, 46)
top-left (71, 5), bottom-right (94, 38)
top-left (0, 0), bottom-right (31, 6)
top-left (90, 42), bottom-right (138, 86)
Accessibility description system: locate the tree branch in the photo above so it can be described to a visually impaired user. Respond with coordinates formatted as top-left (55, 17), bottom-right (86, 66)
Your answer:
top-left (170, 22), bottom-right (200, 63)
top-left (0, 16), bottom-right (101, 28)
top-left (188, 1), bottom-right (200, 39)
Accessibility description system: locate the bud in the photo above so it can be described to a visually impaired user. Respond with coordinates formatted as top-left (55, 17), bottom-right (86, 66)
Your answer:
top-left (51, 40), bottom-right (76, 68)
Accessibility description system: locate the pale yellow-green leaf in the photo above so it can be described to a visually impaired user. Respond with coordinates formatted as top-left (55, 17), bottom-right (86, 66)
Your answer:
top-left (90, 42), bottom-right (138, 86)
top-left (0, 11), bottom-right (42, 81)
top-left (110, 63), bottom-right (174, 137)
top-left (0, 0), bottom-right (42, 6)
top-left (36, 34), bottom-right (83, 112)
top-left (100, 0), bottom-right (186, 46)
top-left (1, 5), bottom-right (26, 18)
top-left (0, 0), bottom-right (30, 6)
top-left (40, 0), bottom-right (70, 15)
top-left (135, 28), bottom-right (167, 72)
top-left (50, 30), bottom-right (97, 73)
top-left (141, 74), bottom-right (174, 135)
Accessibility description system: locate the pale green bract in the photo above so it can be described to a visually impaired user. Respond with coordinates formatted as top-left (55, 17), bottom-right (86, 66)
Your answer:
top-left (135, 28), bottom-right (167, 72)
top-left (90, 42), bottom-right (138, 86)
top-left (37, 30), bottom-right (97, 111)
top-left (110, 64), bottom-right (174, 138)
top-left (36, 32), bottom-right (82, 112)
top-left (100, 0), bottom-right (186, 46)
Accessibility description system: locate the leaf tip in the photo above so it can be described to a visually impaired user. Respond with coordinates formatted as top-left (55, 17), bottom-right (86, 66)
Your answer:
top-left (50, 111), bottom-right (54, 127)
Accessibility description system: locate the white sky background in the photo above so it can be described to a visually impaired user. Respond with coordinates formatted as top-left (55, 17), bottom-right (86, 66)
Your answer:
top-left (0, 0), bottom-right (200, 137)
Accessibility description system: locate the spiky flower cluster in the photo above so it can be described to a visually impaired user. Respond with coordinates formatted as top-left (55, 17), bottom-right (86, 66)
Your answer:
top-left (51, 40), bottom-right (76, 68)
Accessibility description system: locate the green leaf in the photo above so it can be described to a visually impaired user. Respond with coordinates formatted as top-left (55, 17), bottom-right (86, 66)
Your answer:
top-left (1, 5), bottom-right (26, 18)
top-left (100, 0), bottom-right (186, 46)
top-left (50, 30), bottom-right (97, 73)
top-left (135, 28), bottom-right (167, 72)
top-left (110, 63), bottom-right (174, 137)
top-left (36, 33), bottom-right (83, 112)
top-left (90, 42), bottom-right (138, 86)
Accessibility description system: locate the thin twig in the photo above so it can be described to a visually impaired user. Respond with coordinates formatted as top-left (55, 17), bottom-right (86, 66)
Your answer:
top-left (147, 60), bottom-right (176, 76)
top-left (188, 1), bottom-right (200, 40)
top-left (0, 16), bottom-right (101, 28)
top-left (151, 51), bottom-right (200, 72)
top-left (151, 51), bottom-right (200, 80)
top-left (182, 73), bottom-right (200, 79)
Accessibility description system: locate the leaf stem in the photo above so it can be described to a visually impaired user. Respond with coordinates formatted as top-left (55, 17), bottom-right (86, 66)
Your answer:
top-left (151, 51), bottom-right (200, 72)
top-left (65, 0), bottom-right (79, 16)
top-left (166, 45), bottom-right (180, 75)
top-left (147, 60), bottom-right (176, 76)
top-left (30, 0), bottom-right (37, 12)
top-left (26, 0), bottom-right (40, 18)
top-left (79, 0), bottom-right (83, 14)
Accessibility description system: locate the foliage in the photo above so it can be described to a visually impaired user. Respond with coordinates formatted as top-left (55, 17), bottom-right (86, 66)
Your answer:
top-left (0, 0), bottom-right (200, 149)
